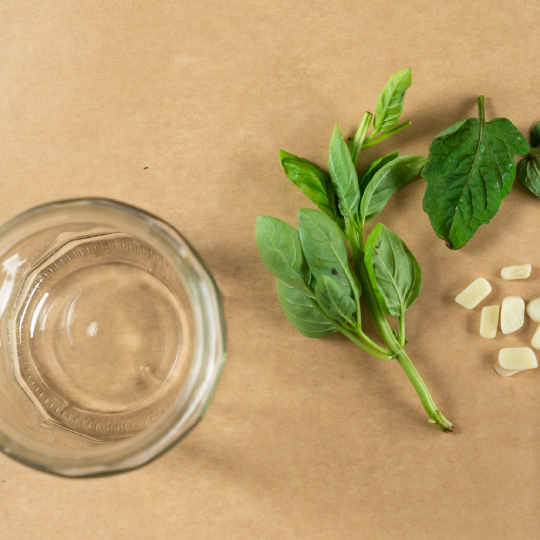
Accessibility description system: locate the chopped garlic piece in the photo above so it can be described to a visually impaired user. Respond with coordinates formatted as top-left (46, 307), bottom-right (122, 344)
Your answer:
top-left (501, 264), bottom-right (532, 280)
top-left (526, 298), bottom-right (540, 322)
top-left (497, 347), bottom-right (538, 372)
top-left (532, 326), bottom-right (540, 350)
top-left (500, 296), bottom-right (525, 334)
top-left (455, 278), bottom-right (492, 309)
top-left (493, 364), bottom-right (520, 377)
top-left (480, 305), bottom-right (499, 338)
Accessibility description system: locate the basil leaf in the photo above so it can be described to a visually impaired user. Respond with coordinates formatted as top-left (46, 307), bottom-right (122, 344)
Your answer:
top-left (255, 216), bottom-right (312, 297)
top-left (422, 96), bottom-right (530, 250)
top-left (392, 328), bottom-right (409, 346)
top-left (279, 150), bottom-right (338, 221)
top-left (364, 223), bottom-right (422, 318)
top-left (373, 68), bottom-right (412, 134)
top-left (297, 208), bottom-right (352, 295)
top-left (358, 150), bottom-right (399, 193)
top-left (349, 112), bottom-right (372, 167)
top-left (315, 275), bottom-right (356, 324)
top-left (360, 155), bottom-right (426, 224)
top-left (276, 279), bottom-right (336, 338)
top-left (517, 147), bottom-right (540, 197)
top-left (531, 120), bottom-right (540, 148)
top-left (328, 124), bottom-right (360, 221)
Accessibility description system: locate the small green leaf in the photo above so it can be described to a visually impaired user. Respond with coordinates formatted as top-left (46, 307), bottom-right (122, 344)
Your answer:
top-left (315, 275), bottom-right (356, 324)
top-left (358, 150), bottom-right (399, 193)
top-left (422, 96), bottom-right (530, 249)
top-left (297, 208), bottom-right (352, 295)
top-left (531, 121), bottom-right (540, 147)
top-left (392, 328), bottom-right (409, 346)
top-left (328, 123), bottom-right (360, 221)
top-left (360, 155), bottom-right (426, 224)
top-left (255, 216), bottom-right (312, 296)
top-left (349, 112), bottom-right (372, 167)
top-left (517, 147), bottom-right (540, 198)
top-left (279, 150), bottom-right (338, 221)
top-left (364, 223), bottom-right (422, 318)
top-left (276, 279), bottom-right (336, 338)
top-left (373, 68), bottom-right (412, 134)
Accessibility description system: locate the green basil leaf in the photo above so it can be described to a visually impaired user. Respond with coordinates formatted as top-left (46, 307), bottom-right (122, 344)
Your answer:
top-left (276, 279), bottom-right (336, 338)
top-left (358, 150), bottom-right (399, 193)
top-left (360, 155), bottom-right (426, 224)
top-left (422, 97), bottom-right (530, 250)
top-left (517, 148), bottom-right (540, 197)
top-left (392, 328), bottom-right (409, 346)
top-left (255, 216), bottom-right (312, 296)
top-left (315, 275), bottom-right (356, 324)
top-left (297, 208), bottom-right (352, 295)
top-left (364, 223), bottom-right (422, 318)
top-left (531, 121), bottom-right (540, 148)
top-left (328, 123), bottom-right (360, 221)
top-left (373, 68), bottom-right (412, 134)
top-left (279, 150), bottom-right (338, 221)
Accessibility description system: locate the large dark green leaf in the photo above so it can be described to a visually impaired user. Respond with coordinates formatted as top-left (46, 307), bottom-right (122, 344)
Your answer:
top-left (360, 155), bottom-right (426, 224)
top-left (422, 97), bottom-right (530, 250)
top-left (255, 216), bottom-right (312, 296)
top-left (328, 124), bottom-right (360, 221)
top-left (373, 68), bottom-right (412, 134)
top-left (279, 150), bottom-right (337, 221)
top-left (297, 208), bottom-right (352, 294)
top-left (364, 223), bottom-right (422, 318)
top-left (276, 279), bottom-right (336, 338)
top-left (314, 275), bottom-right (356, 324)
top-left (358, 150), bottom-right (399, 193)
top-left (518, 147), bottom-right (540, 197)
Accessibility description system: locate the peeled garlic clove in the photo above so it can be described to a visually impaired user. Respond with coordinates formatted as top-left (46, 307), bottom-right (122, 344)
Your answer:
top-left (500, 296), bottom-right (525, 334)
top-left (493, 364), bottom-right (521, 377)
top-left (526, 298), bottom-right (540, 322)
top-left (501, 264), bottom-right (532, 280)
top-left (532, 326), bottom-right (540, 350)
top-left (497, 347), bottom-right (538, 373)
top-left (480, 305), bottom-right (499, 338)
top-left (455, 278), bottom-right (492, 309)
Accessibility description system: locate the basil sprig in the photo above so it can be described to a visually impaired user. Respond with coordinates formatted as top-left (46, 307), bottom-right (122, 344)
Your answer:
top-left (256, 69), bottom-right (454, 433)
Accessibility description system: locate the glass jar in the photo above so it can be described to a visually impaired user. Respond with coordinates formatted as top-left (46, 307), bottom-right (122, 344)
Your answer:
top-left (0, 199), bottom-right (226, 476)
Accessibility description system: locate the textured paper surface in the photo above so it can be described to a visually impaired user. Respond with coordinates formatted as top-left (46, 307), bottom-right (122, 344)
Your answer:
top-left (1, 1), bottom-right (540, 539)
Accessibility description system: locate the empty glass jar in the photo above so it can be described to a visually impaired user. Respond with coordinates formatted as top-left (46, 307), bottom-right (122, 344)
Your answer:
top-left (0, 199), bottom-right (226, 476)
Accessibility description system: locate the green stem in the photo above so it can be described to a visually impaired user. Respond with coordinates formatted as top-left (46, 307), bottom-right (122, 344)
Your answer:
top-left (395, 350), bottom-right (454, 433)
top-left (362, 121), bottom-right (410, 149)
top-left (358, 329), bottom-right (392, 356)
top-left (306, 297), bottom-right (391, 361)
top-left (477, 95), bottom-right (485, 123)
top-left (399, 314), bottom-right (405, 347)
top-left (337, 323), bottom-right (393, 361)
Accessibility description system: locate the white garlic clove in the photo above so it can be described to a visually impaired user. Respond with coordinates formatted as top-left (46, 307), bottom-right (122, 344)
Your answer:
top-left (498, 347), bottom-right (538, 372)
top-left (532, 326), bottom-right (540, 350)
top-left (501, 264), bottom-right (532, 280)
top-left (455, 278), bottom-right (492, 309)
top-left (500, 296), bottom-right (525, 334)
top-left (526, 297), bottom-right (540, 322)
top-left (493, 363), bottom-right (521, 377)
top-left (480, 305), bottom-right (499, 338)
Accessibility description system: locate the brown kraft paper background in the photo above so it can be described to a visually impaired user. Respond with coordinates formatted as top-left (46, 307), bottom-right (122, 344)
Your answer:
top-left (1, 1), bottom-right (540, 539)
